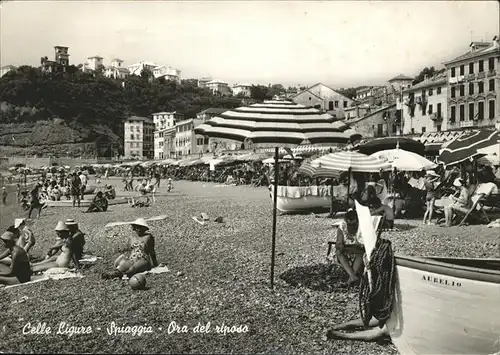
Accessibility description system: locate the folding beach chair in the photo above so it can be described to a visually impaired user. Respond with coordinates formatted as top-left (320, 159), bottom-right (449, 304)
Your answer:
top-left (326, 215), bottom-right (385, 264)
top-left (457, 194), bottom-right (491, 226)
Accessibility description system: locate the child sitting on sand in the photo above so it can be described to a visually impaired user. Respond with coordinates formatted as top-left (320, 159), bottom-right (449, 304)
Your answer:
top-left (0, 231), bottom-right (32, 285)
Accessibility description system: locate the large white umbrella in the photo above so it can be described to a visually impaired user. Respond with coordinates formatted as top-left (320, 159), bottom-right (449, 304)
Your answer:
top-left (371, 148), bottom-right (437, 171)
top-left (194, 100), bottom-right (360, 288)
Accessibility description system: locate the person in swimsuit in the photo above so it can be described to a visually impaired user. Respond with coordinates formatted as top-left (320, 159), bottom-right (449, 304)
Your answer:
top-left (334, 209), bottom-right (364, 286)
top-left (14, 218), bottom-right (36, 254)
top-left (102, 218), bottom-right (158, 279)
top-left (422, 170), bottom-right (440, 225)
top-left (0, 231), bottom-right (32, 285)
top-left (65, 219), bottom-right (85, 262)
top-left (27, 182), bottom-right (43, 219)
top-left (31, 221), bottom-right (81, 273)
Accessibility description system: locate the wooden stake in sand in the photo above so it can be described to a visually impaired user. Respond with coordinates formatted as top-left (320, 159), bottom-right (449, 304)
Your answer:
top-left (105, 215), bottom-right (168, 228)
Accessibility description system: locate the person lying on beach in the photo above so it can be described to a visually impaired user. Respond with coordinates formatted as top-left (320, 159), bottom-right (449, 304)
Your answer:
top-left (333, 209), bottom-right (364, 286)
top-left (31, 221), bottom-right (81, 273)
top-left (326, 317), bottom-right (390, 342)
top-left (0, 231), bottom-right (32, 285)
top-left (102, 218), bottom-right (158, 280)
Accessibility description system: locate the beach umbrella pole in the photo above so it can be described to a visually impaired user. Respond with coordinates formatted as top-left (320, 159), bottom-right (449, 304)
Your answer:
top-left (346, 168), bottom-right (351, 208)
top-left (270, 147), bottom-right (279, 290)
top-left (329, 181), bottom-right (334, 217)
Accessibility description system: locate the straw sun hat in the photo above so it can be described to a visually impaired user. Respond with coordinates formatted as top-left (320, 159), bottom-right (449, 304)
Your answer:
top-left (130, 218), bottom-right (150, 230)
top-left (14, 218), bottom-right (25, 229)
top-left (54, 221), bottom-right (69, 231)
top-left (65, 219), bottom-right (78, 226)
top-left (453, 178), bottom-right (463, 187)
top-left (0, 231), bottom-right (15, 242)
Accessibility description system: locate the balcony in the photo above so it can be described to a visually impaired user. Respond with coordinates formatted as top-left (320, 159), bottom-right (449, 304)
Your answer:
top-left (477, 71), bottom-right (486, 79)
top-left (487, 69), bottom-right (497, 77)
top-left (459, 120), bottom-right (475, 128)
top-left (448, 77), bottom-right (458, 84)
top-left (457, 75), bottom-right (465, 83)
top-left (465, 73), bottom-right (475, 81)
top-left (430, 113), bottom-right (442, 121)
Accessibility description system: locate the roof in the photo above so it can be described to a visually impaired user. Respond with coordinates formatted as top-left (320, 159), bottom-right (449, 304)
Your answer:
top-left (54, 45), bottom-right (68, 49)
top-left (207, 79), bottom-right (228, 85)
top-left (152, 111), bottom-right (183, 115)
top-left (111, 58), bottom-right (123, 62)
top-left (233, 83), bottom-right (252, 87)
top-left (88, 55), bottom-right (103, 59)
top-left (291, 82), bottom-right (353, 102)
top-left (200, 107), bottom-right (227, 115)
top-left (443, 39), bottom-right (499, 65)
top-left (117, 68), bottom-right (129, 73)
top-left (126, 116), bottom-right (153, 123)
top-left (403, 73), bottom-right (447, 92)
top-left (198, 77), bottom-right (212, 81)
top-left (176, 119), bottom-right (194, 126)
top-left (388, 74), bottom-right (414, 82)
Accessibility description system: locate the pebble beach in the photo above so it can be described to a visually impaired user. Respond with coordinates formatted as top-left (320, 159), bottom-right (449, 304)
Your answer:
top-left (0, 178), bottom-right (499, 354)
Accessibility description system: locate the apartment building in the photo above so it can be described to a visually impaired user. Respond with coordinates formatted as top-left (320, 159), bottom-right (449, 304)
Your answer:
top-left (123, 116), bottom-right (155, 159)
top-left (444, 36), bottom-right (500, 130)
top-left (402, 73), bottom-right (448, 134)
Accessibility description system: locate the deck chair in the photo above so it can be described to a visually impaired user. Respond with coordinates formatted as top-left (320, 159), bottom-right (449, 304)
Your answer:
top-left (326, 215), bottom-right (384, 264)
top-left (457, 193), bottom-right (490, 226)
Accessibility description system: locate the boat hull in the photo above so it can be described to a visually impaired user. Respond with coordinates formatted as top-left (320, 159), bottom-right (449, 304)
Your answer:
top-left (46, 197), bottom-right (128, 208)
top-left (389, 256), bottom-right (500, 355)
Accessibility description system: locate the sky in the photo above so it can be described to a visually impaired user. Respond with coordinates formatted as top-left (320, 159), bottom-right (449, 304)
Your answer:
top-left (0, 1), bottom-right (498, 88)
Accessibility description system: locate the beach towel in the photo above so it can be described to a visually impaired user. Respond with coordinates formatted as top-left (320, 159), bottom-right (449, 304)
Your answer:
top-left (5, 268), bottom-right (84, 289)
top-left (121, 265), bottom-right (170, 280)
top-left (79, 254), bottom-right (102, 264)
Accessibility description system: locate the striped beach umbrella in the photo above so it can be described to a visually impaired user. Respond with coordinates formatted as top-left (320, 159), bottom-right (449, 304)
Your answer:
top-left (297, 161), bottom-right (342, 179)
top-left (438, 129), bottom-right (500, 166)
top-left (371, 148), bottom-right (437, 171)
top-left (311, 150), bottom-right (391, 173)
top-left (194, 100), bottom-right (361, 289)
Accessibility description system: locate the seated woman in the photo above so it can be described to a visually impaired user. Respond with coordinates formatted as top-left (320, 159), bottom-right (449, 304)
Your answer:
top-left (104, 184), bottom-right (116, 200)
top-left (102, 218), bottom-right (158, 279)
top-left (361, 177), bottom-right (395, 230)
top-left (49, 185), bottom-right (62, 201)
top-left (0, 226), bottom-right (21, 265)
top-left (443, 178), bottom-right (470, 227)
top-left (85, 191), bottom-right (108, 213)
top-left (333, 209), bottom-right (364, 286)
top-left (0, 231), bottom-right (32, 285)
top-left (31, 221), bottom-right (81, 273)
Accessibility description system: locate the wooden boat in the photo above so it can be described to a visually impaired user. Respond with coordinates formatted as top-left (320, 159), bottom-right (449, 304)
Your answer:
top-left (45, 197), bottom-right (128, 208)
top-left (388, 256), bottom-right (500, 355)
top-left (269, 185), bottom-right (340, 213)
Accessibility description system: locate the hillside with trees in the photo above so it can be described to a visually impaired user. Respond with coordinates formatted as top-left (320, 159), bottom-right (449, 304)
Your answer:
top-left (0, 66), bottom-right (243, 157)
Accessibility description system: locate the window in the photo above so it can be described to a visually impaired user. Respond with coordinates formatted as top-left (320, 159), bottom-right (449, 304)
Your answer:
top-left (437, 87), bottom-right (441, 94)
top-left (428, 104), bottom-right (433, 114)
top-left (489, 79), bottom-right (495, 91)
top-left (459, 104), bottom-right (465, 121)
top-left (451, 87), bottom-right (456, 98)
top-left (478, 82), bottom-right (484, 93)
top-left (489, 57), bottom-right (495, 71)
top-left (459, 65), bottom-right (464, 76)
top-left (411, 128), bottom-right (415, 134)
top-left (309, 97), bottom-right (311, 100)
top-left (429, 88), bottom-right (433, 96)
top-left (479, 60), bottom-right (484, 72)
top-left (450, 106), bottom-right (456, 122)
top-left (489, 100), bottom-right (495, 119)
top-left (422, 127), bottom-right (426, 133)
top-left (422, 90), bottom-right (426, 96)
top-left (469, 62), bottom-right (474, 74)
top-left (335, 101), bottom-right (339, 108)
top-left (469, 103), bottom-right (474, 120)
top-left (136, 126), bottom-right (140, 132)
top-left (130, 134), bottom-right (134, 140)
top-left (377, 124), bottom-right (383, 137)
top-left (328, 101), bottom-right (334, 110)
top-left (451, 67), bottom-right (456, 77)
top-left (437, 103), bottom-right (442, 118)
top-left (459, 85), bottom-right (464, 96)
top-left (343, 101), bottom-right (348, 108)
top-left (478, 101), bottom-right (484, 120)
top-left (437, 125), bottom-right (441, 132)
top-left (469, 83), bottom-right (474, 95)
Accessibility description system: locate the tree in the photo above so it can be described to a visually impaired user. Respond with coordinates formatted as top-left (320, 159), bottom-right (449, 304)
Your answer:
top-left (140, 67), bottom-right (153, 82)
top-left (250, 85), bottom-right (271, 101)
top-left (413, 66), bottom-right (445, 85)
top-left (337, 87), bottom-right (357, 100)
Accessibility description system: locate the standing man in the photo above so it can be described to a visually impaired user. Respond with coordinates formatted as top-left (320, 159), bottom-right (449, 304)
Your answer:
top-left (27, 182), bottom-right (43, 219)
top-left (154, 168), bottom-right (161, 188)
top-left (65, 219), bottom-right (85, 261)
top-left (79, 171), bottom-right (87, 201)
top-left (2, 187), bottom-right (7, 205)
top-left (71, 173), bottom-right (82, 207)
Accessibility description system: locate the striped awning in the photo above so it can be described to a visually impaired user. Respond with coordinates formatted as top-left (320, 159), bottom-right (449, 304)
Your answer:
top-left (234, 152), bottom-right (271, 162)
top-left (311, 151), bottom-right (391, 173)
top-left (194, 100), bottom-right (361, 148)
top-left (438, 129), bottom-right (500, 166)
top-left (297, 161), bottom-right (342, 179)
